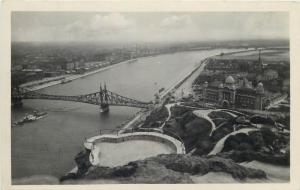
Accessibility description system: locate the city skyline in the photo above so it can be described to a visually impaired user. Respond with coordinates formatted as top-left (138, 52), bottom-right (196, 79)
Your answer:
top-left (12, 12), bottom-right (289, 43)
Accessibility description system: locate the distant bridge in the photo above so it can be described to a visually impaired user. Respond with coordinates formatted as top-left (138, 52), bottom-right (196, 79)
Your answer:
top-left (12, 84), bottom-right (152, 111)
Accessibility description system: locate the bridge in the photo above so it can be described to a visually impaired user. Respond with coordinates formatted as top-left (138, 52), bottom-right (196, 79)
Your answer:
top-left (12, 84), bottom-right (152, 111)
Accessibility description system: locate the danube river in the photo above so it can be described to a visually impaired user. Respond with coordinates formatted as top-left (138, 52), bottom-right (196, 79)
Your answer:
top-left (11, 48), bottom-right (242, 179)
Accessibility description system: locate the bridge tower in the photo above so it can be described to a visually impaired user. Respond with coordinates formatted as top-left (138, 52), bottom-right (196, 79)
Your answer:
top-left (99, 84), bottom-right (109, 113)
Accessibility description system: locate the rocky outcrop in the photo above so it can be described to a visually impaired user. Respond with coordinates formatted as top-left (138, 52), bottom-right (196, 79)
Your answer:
top-left (207, 157), bottom-right (266, 179)
top-left (83, 158), bottom-right (193, 183)
top-left (60, 149), bottom-right (92, 182)
top-left (68, 154), bottom-right (267, 184)
top-left (216, 150), bottom-right (290, 166)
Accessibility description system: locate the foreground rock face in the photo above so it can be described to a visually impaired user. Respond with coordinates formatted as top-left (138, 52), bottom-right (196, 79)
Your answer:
top-left (70, 154), bottom-right (266, 184)
top-left (216, 150), bottom-right (290, 166)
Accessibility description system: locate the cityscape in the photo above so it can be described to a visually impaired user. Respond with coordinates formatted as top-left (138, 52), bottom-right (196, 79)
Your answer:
top-left (10, 12), bottom-right (290, 184)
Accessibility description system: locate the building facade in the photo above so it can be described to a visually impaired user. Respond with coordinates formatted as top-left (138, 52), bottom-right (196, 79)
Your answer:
top-left (194, 76), bottom-right (265, 110)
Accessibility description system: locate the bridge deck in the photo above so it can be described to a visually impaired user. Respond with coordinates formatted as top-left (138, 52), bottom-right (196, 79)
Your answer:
top-left (12, 87), bottom-right (152, 109)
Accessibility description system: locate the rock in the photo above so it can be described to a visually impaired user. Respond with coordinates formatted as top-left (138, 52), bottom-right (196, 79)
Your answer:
top-left (85, 166), bottom-right (116, 179)
top-left (112, 162), bottom-right (138, 177)
top-left (129, 160), bottom-right (193, 183)
top-left (84, 157), bottom-right (193, 183)
top-left (217, 150), bottom-right (290, 166)
top-left (60, 149), bottom-right (92, 182)
top-left (72, 154), bottom-right (267, 184)
top-left (207, 157), bottom-right (266, 179)
top-left (75, 149), bottom-right (92, 177)
top-left (156, 154), bottom-right (210, 175)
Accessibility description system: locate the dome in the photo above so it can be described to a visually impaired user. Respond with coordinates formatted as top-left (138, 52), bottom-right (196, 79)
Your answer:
top-left (225, 76), bottom-right (235, 84)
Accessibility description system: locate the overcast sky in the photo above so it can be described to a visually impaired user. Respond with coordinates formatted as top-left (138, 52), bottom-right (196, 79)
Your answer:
top-left (11, 12), bottom-right (289, 43)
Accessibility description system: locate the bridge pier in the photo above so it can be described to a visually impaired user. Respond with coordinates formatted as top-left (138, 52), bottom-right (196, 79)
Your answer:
top-left (100, 103), bottom-right (109, 113)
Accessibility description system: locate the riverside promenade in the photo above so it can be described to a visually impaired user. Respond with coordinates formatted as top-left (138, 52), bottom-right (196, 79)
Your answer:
top-left (118, 48), bottom-right (259, 133)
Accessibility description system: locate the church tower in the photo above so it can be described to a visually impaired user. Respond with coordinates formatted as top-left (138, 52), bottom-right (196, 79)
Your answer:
top-left (255, 82), bottom-right (265, 110)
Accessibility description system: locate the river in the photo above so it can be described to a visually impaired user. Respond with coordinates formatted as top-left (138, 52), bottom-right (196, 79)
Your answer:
top-left (11, 48), bottom-right (243, 179)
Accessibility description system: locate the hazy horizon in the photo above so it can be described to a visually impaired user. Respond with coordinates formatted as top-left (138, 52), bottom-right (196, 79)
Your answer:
top-left (12, 12), bottom-right (289, 43)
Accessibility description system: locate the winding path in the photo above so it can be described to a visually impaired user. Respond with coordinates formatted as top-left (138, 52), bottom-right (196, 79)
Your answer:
top-left (208, 128), bottom-right (258, 155)
top-left (192, 109), bottom-right (216, 136)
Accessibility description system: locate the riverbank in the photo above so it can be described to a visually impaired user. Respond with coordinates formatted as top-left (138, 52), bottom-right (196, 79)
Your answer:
top-left (117, 48), bottom-right (256, 134)
top-left (20, 49), bottom-right (208, 92)
top-left (159, 48), bottom-right (260, 100)
top-left (21, 59), bottom-right (139, 91)
top-left (21, 48), bottom-right (253, 92)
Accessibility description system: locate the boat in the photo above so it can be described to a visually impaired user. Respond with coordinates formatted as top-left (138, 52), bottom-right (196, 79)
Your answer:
top-left (13, 111), bottom-right (47, 127)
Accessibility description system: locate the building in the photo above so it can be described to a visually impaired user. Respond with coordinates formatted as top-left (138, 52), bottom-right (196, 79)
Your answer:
top-left (194, 75), bottom-right (265, 110)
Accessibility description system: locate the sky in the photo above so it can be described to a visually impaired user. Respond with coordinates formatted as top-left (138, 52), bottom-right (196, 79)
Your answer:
top-left (11, 12), bottom-right (289, 43)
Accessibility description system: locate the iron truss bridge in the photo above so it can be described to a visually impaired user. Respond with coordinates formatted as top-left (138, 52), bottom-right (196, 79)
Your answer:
top-left (12, 84), bottom-right (152, 109)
